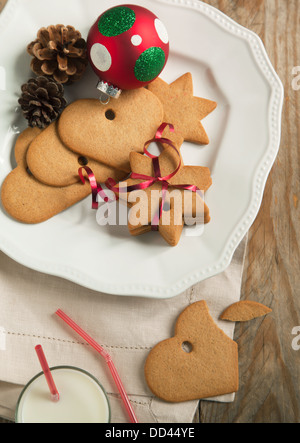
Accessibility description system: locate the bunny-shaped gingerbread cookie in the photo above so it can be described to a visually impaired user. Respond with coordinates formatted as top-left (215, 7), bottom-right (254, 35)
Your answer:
top-left (26, 121), bottom-right (127, 187)
top-left (58, 88), bottom-right (164, 173)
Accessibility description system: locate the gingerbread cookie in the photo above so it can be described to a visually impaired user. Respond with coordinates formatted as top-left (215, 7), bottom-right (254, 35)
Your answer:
top-left (220, 301), bottom-right (272, 322)
top-left (148, 73), bottom-right (217, 147)
top-left (144, 301), bottom-right (239, 402)
top-left (1, 128), bottom-right (91, 224)
top-left (57, 88), bottom-right (164, 172)
top-left (14, 127), bottom-right (42, 163)
top-left (117, 146), bottom-right (212, 246)
top-left (26, 121), bottom-right (127, 187)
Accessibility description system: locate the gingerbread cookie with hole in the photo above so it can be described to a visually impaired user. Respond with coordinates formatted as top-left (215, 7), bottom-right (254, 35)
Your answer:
top-left (57, 88), bottom-right (164, 172)
top-left (26, 121), bottom-right (127, 187)
top-left (144, 301), bottom-right (239, 402)
top-left (1, 128), bottom-right (91, 224)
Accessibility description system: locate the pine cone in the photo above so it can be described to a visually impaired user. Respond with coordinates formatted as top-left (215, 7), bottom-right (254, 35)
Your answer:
top-left (27, 25), bottom-right (88, 84)
top-left (18, 76), bottom-right (67, 129)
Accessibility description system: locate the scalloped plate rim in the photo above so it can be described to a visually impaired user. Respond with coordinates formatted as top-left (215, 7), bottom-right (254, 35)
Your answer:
top-left (0, 0), bottom-right (284, 298)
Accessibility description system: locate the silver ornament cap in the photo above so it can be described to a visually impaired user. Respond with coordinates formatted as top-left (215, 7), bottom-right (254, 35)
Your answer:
top-left (97, 81), bottom-right (122, 104)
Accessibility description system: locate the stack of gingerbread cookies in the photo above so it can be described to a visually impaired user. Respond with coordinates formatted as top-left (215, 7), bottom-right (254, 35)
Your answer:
top-left (1, 73), bottom-right (217, 246)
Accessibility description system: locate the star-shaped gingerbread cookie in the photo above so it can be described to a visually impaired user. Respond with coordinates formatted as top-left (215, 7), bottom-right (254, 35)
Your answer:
top-left (148, 73), bottom-right (217, 148)
top-left (117, 147), bottom-right (212, 246)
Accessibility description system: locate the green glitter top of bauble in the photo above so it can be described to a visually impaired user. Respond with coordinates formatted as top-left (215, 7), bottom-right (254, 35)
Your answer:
top-left (98, 6), bottom-right (136, 37)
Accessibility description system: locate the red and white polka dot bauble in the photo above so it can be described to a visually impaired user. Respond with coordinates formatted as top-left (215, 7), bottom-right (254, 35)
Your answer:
top-left (87, 4), bottom-right (169, 95)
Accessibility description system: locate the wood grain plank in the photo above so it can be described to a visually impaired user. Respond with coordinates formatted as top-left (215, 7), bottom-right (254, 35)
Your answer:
top-left (200, 0), bottom-right (300, 423)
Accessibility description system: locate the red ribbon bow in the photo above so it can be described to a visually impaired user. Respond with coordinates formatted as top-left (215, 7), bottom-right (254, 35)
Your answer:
top-left (79, 123), bottom-right (203, 230)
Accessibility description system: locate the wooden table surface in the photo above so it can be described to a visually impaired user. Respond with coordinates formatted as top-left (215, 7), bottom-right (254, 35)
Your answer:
top-left (0, 0), bottom-right (299, 424)
top-left (196, 0), bottom-right (300, 424)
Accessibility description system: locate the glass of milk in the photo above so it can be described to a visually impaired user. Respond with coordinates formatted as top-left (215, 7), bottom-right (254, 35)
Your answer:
top-left (15, 366), bottom-right (111, 423)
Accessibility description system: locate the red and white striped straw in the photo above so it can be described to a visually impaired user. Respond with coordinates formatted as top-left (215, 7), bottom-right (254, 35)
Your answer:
top-left (35, 345), bottom-right (60, 402)
top-left (55, 309), bottom-right (138, 423)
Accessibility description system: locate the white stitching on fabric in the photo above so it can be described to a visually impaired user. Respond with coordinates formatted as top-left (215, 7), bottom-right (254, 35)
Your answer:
top-left (107, 392), bottom-right (149, 406)
top-left (5, 331), bottom-right (152, 350)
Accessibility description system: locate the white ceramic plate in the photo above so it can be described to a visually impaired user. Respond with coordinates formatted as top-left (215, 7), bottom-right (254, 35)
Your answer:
top-left (0, 0), bottom-right (283, 298)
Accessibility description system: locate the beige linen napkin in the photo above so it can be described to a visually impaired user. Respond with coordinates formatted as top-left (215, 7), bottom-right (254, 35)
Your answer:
top-left (0, 236), bottom-right (247, 423)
